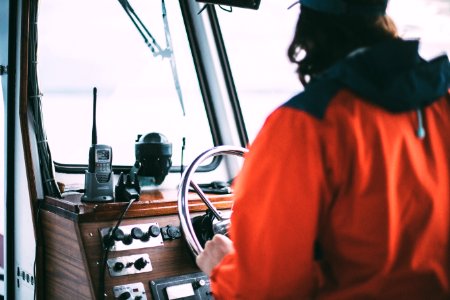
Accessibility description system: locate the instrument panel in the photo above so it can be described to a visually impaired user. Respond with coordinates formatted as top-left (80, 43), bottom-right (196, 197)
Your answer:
top-left (40, 190), bottom-right (232, 299)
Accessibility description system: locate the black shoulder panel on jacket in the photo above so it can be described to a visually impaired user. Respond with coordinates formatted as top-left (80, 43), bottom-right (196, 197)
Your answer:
top-left (283, 40), bottom-right (450, 116)
top-left (283, 79), bottom-right (342, 119)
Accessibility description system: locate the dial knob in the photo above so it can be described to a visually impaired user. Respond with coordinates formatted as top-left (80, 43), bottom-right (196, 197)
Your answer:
top-left (118, 291), bottom-right (131, 300)
top-left (167, 226), bottom-right (181, 239)
top-left (122, 234), bottom-right (133, 245)
top-left (193, 279), bottom-right (206, 289)
top-left (134, 257), bottom-right (148, 270)
top-left (131, 227), bottom-right (144, 239)
top-left (149, 225), bottom-right (161, 237)
top-left (112, 228), bottom-right (125, 241)
top-left (113, 261), bottom-right (125, 272)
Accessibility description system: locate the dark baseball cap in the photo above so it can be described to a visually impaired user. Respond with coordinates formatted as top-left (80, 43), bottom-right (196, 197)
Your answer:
top-left (299, 0), bottom-right (388, 15)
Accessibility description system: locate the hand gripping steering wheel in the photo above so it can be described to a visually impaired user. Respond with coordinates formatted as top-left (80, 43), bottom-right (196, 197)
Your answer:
top-left (177, 145), bottom-right (248, 257)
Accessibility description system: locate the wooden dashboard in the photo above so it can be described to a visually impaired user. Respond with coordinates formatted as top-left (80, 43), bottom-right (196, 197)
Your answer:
top-left (39, 189), bottom-right (233, 300)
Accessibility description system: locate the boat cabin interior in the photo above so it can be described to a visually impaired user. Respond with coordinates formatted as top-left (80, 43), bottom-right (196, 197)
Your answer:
top-left (0, 0), bottom-right (449, 299)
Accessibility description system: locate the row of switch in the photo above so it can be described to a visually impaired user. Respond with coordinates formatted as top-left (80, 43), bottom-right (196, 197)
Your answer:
top-left (100, 223), bottom-right (181, 252)
top-left (113, 257), bottom-right (149, 272)
top-left (100, 223), bottom-right (164, 251)
top-left (109, 225), bottom-right (161, 245)
top-left (107, 254), bottom-right (153, 277)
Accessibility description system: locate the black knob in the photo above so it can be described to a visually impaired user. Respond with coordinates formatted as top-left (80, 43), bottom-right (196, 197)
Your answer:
top-left (122, 234), bottom-right (133, 245)
top-left (113, 261), bottom-right (125, 272)
top-left (167, 226), bottom-right (181, 239)
top-left (112, 228), bottom-right (125, 241)
top-left (193, 279), bottom-right (206, 289)
top-left (149, 225), bottom-right (161, 237)
top-left (131, 227), bottom-right (144, 239)
top-left (140, 233), bottom-right (150, 242)
top-left (134, 257), bottom-right (148, 270)
top-left (118, 291), bottom-right (131, 300)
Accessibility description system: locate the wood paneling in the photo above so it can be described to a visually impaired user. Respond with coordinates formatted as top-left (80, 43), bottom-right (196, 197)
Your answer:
top-left (40, 210), bottom-right (93, 299)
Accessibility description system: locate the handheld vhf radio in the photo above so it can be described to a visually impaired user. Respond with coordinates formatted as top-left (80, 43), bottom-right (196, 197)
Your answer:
top-left (81, 87), bottom-right (114, 202)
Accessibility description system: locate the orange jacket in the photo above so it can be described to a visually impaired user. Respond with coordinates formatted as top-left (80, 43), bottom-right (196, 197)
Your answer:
top-left (210, 40), bottom-right (450, 299)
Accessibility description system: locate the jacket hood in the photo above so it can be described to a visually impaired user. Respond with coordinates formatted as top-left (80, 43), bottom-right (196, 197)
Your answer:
top-left (322, 39), bottom-right (450, 112)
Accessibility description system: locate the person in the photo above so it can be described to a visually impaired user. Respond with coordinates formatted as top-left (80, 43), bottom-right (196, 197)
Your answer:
top-left (196, 0), bottom-right (450, 299)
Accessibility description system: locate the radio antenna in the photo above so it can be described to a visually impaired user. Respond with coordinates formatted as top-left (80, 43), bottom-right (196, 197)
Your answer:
top-left (92, 87), bottom-right (98, 145)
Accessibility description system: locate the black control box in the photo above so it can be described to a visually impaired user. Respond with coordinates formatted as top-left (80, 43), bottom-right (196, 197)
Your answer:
top-left (150, 272), bottom-right (213, 300)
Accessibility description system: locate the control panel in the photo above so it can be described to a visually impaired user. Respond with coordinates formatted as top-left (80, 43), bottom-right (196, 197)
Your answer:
top-left (150, 272), bottom-right (213, 300)
top-left (107, 254), bottom-right (153, 277)
top-left (42, 190), bottom-right (233, 299)
top-left (100, 222), bottom-right (164, 251)
top-left (97, 220), bottom-right (209, 299)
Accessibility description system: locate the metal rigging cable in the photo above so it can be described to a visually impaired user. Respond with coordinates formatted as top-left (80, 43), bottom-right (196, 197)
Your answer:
top-left (117, 0), bottom-right (186, 116)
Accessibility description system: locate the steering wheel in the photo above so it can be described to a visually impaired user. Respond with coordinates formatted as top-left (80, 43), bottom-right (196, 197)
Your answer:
top-left (177, 145), bottom-right (248, 257)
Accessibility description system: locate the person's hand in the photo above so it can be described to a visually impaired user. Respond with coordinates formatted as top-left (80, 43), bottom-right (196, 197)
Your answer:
top-left (196, 234), bottom-right (233, 276)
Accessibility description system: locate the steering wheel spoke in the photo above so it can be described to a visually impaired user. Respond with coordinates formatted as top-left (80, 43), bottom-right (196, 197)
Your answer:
top-left (190, 181), bottom-right (224, 221)
top-left (177, 145), bottom-right (248, 257)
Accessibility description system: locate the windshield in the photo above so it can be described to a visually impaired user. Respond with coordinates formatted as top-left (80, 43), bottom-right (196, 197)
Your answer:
top-left (37, 0), bottom-right (450, 168)
top-left (217, 0), bottom-right (450, 142)
top-left (37, 0), bottom-right (214, 168)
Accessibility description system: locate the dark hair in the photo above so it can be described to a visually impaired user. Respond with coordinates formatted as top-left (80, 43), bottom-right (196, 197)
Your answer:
top-left (288, 5), bottom-right (398, 86)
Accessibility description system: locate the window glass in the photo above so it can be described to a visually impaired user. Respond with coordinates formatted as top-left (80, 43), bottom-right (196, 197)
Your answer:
top-left (38, 0), bottom-right (214, 167)
top-left (217, 0), bottom-right (450, 143)
top-left (389, 0), bottom-right (450, 59)
top-left (216, 1), bottom-right (301, 141)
